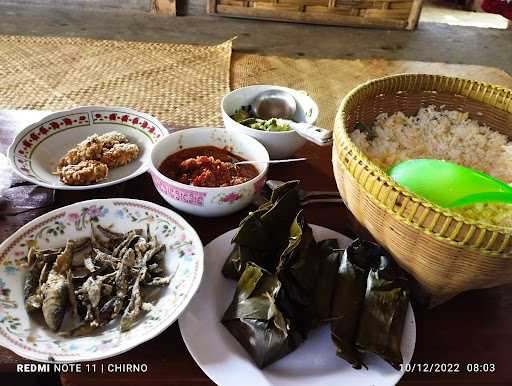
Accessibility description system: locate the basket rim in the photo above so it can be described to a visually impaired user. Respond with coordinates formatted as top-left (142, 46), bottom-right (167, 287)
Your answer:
top-left (335, 73), bottom-right (512, 237)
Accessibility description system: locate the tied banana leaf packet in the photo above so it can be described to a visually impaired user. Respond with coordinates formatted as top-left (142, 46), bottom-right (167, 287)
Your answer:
top-left (223, 244), bottom-right (273, 282)
top-left (313, 239), bottom-right (341, 321)
top-left (330, 239), bottom-right (383, 369)
top-left (221, 263), bottom-right (303, 368)
top-left (355, 255), bottom-right (409, 370)
top-left (222, 180), bottom-right (301, 280)
top-left (276, 210), bottom-right (320, 335)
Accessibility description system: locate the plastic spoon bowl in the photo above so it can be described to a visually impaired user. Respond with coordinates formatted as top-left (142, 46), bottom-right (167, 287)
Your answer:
top-left (388, 159), bottom-right (512, 208)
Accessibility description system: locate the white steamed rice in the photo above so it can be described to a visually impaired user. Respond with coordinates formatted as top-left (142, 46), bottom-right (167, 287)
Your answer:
top-left (350, 105), bottom-right (512, 227)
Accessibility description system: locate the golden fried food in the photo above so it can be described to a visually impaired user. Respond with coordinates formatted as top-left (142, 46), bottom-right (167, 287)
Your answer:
top-left (57, 135), bottom-right (104, 169)
top-left (55, 131), bottom-right (141, 186)
top-left (100, 143), bottom-right (140, 168)
top-left (98, 131), bottom-right (129, 149)
top-left (56, 160), bottom-right (108, 186)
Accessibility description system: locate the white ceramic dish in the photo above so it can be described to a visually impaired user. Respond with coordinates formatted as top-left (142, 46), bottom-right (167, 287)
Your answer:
top-left (221, 85), bottom-right (319, 159)
top-left (0, 199), bottom-right (204, 363)
top-left (0, 153), bottom-right (11, 197)
top-left (149, 127), bottom-right (269, 218)
top-left (179, 225), bottom-right (416, 386)
top-left (7, 106), bottom-right (168, 190)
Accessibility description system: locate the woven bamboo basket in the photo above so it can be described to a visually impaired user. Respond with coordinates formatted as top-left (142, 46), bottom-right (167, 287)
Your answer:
top-left (208, 0), bottom-right (423, 30)
top-left (332, 74), bottom-right (512, 306)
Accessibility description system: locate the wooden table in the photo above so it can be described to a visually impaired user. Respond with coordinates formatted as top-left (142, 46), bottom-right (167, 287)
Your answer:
top-left (1, 111), bottom-right (511, 386)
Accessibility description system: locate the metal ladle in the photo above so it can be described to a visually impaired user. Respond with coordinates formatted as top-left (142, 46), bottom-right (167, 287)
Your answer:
top-left (251, 90), bottom-right (333, 146)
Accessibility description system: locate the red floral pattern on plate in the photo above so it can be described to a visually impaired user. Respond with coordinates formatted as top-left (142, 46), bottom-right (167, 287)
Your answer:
top-left (14, 113), bottom-right (90, 158)
top-left (92, 110), bottom-right (162, 141)
top-left (10, 108), bottom-right (168, 183)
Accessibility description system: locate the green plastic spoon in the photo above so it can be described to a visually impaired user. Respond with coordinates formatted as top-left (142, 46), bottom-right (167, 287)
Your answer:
top-left (388, 159), bottom-right (512, 208)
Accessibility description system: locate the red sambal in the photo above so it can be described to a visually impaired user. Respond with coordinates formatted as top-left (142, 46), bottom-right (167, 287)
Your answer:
top-left (158, 146), bottom-right (259, 187)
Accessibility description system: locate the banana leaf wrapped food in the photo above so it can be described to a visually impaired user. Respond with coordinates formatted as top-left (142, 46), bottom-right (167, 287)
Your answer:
top-left (222, 187), bottom-right (342, 367)
top-left (222, 180), bottom-right (301, 280)
top-left (355, 256), bottom-right (409, 370)
top-left (314, 239), bottom-right (342, 321)
top-left (221, 180), bottom-right (411, 370)
top-left (329, 239), bottom-right (381, 369)
top-left (330, 239), bottom-right (409, 370)
top-left (276, 210), bottom-right (333, 335)
top-left (221, 263), bottom-right (303, 368)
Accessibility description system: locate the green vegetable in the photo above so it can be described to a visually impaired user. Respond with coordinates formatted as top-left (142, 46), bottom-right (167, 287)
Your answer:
top-left (231, 105), bottom-right (252, 123)
top-left (231, 106), bottom-right (292, 132)
top-left (250, 118), bottom-right (290, 132)
top-left (355, 122), bottom-right (376, 141)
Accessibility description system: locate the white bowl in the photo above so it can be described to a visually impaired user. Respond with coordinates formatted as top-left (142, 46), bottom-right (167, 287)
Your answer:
top-left (149, 127), bottom-right (269, 217)
top-left (221, 85), bottom-right (319, 159)
top-left (7, 106), bottom-right (168, 190)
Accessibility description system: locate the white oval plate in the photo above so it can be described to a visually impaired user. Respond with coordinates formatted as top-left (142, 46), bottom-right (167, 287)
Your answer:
top-left (7, 106), bottom-right (168, 190)
top-left (0, 199), bottom-right (203, 363)
top-left (179, 225), bottom-right (416, 386)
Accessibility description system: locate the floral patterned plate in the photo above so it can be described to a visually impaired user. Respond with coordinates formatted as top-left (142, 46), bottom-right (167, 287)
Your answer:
top-left (7, 106), bottom-right (168, 190)
top-left (0, 199), bottom-right (203, 363)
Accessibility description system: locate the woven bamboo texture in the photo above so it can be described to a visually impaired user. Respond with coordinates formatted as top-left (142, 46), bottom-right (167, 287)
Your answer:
top-left (332, 73), bottom-right (512, 305)
top-left (0, 35), bottom-right (233, 127)
top-left (209, 0), bottom-right (423, 30)
top-left (231, 53), bottom-right (512, 129)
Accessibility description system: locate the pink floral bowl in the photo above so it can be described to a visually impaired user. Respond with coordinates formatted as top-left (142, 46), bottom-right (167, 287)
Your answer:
top-left (149, 127), bottom-right (269, 217)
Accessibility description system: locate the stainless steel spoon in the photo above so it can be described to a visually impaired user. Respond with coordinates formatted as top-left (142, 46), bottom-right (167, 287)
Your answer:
top-left (235, 158), bottom-right (307, 166)
top-left (251, 89), bottom-right (297, 120)
top-left (251, 90), bottom-right (333, 146)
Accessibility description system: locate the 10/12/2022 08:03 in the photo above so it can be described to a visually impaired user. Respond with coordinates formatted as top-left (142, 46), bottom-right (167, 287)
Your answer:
top-left (400, 363), bottom-right (496, 373)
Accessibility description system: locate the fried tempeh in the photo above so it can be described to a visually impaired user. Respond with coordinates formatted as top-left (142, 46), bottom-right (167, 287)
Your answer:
top-left (56, 160), bottom-right (108, 186)
top-left (55, 131), bottom-right (140, 186)
top-left (100, 143), bottom-right (140, 168)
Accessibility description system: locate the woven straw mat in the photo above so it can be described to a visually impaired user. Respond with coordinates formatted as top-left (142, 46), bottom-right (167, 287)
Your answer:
top-left (0, 35), bottom-right (233, 127)
top-left (231, 53), bottom-right (512, 129)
